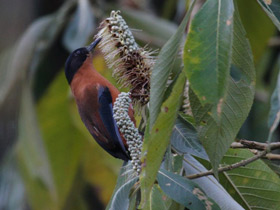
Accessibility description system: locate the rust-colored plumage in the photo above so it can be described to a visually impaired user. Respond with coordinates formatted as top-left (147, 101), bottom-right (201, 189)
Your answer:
top-left (65, 38), bottom-right (135, 161)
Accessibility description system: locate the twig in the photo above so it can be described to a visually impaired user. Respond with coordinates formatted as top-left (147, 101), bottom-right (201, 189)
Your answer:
top-left (186, 150), bottom-right (267, 179)
top-left (249, 150), bottom-right (280, 160)
top-left (265, 153), bottom-right (280, 160)
top-left (230, 139), bottom-right (280, 150)
top-left (172, 139), bottom-right (280, 180)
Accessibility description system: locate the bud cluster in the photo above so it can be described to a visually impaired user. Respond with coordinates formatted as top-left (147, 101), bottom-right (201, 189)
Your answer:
top-left (96, 10), bottom-right (154, 107)
top-left (113, 92), bottom-right (142, 174)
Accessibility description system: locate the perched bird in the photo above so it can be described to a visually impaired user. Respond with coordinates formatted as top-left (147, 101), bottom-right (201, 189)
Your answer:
top-left (65, 38), bottom-right (135, 161)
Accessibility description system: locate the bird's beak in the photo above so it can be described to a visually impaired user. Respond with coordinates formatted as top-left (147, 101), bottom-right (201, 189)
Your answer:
top-left (87, 37), bottom-right (102, 52)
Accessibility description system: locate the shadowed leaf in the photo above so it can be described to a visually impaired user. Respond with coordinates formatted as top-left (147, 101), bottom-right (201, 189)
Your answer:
top-left (158, 168), bottom-right (220, 210)
top-left (171, 116), bottom-right (208, 160)
top-left (257, 0), bottom-right (280, 30)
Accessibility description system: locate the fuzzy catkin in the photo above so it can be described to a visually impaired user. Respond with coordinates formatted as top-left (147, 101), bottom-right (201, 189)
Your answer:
top-left (113, 92), bottom-right (142, 174)
top-left (96, 10), bottom-right (154, 107)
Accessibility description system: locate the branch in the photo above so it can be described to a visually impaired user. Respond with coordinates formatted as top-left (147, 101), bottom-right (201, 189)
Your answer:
top-left (230, 139), bottom-right (280, 150)
top-left (185, 139), bottom-right (280, 179)
top-left (186, 150), bottom-right (267, 179)
top-left (176, 139), bottom-right (280, 180)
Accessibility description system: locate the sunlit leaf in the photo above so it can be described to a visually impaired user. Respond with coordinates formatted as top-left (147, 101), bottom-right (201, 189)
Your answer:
top-left (184, 0), bottom-right (234, 105)
top-left (140, 72), bottom-right (186, 208)
top-left (158, 168), bottom-right (220, 210)
top-left (220, 149), bottom-right (280, 210)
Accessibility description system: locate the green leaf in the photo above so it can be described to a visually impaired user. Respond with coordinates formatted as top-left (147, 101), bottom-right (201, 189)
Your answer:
top-left (268, 71), bottom-right (280, 140)
top-left (189, 1), bottom-right (255, 175)
top-left (149, 0), bottom-right (195, 128)
top-left (36, 72), bottom-right (87, 209)
top-left (257, 0), bottom-right (280, 30)
top-left (158, 168), bottom-right (220, 210)
top-left (171, 116), bottom-right (208, 160)
top-left (220, 149), bottom-right (280, 210)
top-left (110, 177), bottom-right (138, 210)
top-left (17, 85), bottom-right (57, 210)
top-left (184, 0), bottom-right (234, 105)
top-left (63, 0), bottom-right (95, 52)
top-left (183, 155), bottom-right (244, 209)
top-left (140, 72), bottom-right (186, 208)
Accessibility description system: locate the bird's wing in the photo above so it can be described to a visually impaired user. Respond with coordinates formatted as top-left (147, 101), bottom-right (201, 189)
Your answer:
top-left (97, 86), bottom-right (130, 161)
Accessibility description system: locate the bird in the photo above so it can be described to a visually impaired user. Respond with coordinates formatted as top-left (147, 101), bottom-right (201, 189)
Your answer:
top-left (64, 38), bottom-right (135, 161)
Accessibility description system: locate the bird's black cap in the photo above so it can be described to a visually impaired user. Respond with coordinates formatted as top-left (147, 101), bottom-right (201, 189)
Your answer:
top-left (65, 38), bottom-right (102, 84)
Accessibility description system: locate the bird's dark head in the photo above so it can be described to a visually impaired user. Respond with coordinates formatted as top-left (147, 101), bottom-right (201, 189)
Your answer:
top-left (65, 38), bottom-right (101, 84)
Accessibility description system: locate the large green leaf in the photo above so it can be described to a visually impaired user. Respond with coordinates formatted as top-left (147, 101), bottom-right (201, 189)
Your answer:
top-left (171, 116), bottom-right (208, 160)
top-left (257, 0), bottom-right (280, 30)
top-left (220, 149), bottom-right (280, 210)
top-left (158, 168), bottom-right (220, 210)
top-left (36, 72), bottom-right (86, 209)
top-left (149, 0), bottom-right (195, 128)
top-left (184, 0), bottom-right (234, 105)
top-left (140, 72), bottom-right (186, 208)
top-left (189, 1), bottom-right (255, 175)
top-left (183, 155), bottom-right (244, 209)
top-left (16, 85), bottom-right (57, 210)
